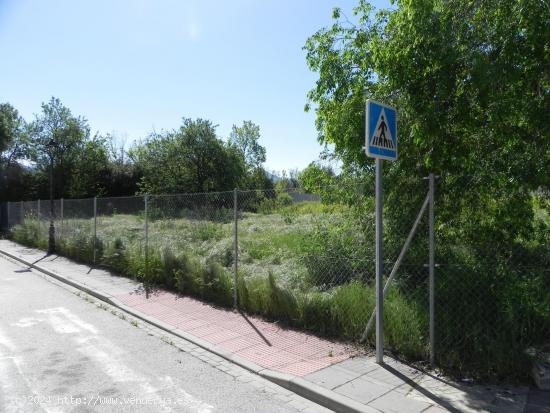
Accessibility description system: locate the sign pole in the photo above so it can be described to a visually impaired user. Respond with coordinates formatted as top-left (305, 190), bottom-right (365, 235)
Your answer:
top-left (375, 158), bottom-right (384, 364)
top-left (365, 99), bottom-right (396, 365)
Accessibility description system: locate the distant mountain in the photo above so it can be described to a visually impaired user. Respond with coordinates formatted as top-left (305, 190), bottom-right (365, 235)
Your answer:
top-left (265, 171), bottom-right (281, 183)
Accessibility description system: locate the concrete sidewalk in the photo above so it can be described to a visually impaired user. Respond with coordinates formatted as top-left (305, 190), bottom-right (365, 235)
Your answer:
top-left (0, 239), bottom-right (546, 413)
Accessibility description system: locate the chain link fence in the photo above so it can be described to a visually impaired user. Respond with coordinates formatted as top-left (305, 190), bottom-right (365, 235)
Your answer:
top-left (3, 176), bottom-right (548, 380)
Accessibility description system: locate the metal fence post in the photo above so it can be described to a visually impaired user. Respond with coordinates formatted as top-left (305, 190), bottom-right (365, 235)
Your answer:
top-left (6, 201), bottom-right (9, 230)
top-left (60, 198), bottom-right (64, 237)
top-left (144, 194), bottom-right (149, 279)
top-left (20, 201), bottom-right (23, 225)
top-left (37, 199), bottom-right (41, 232)
top-left (233, 188), bottom-right (238, 309)
top-left (93, 196), bottom-right (97, 264)
top-left (429, 173), bottom-right (436, 365)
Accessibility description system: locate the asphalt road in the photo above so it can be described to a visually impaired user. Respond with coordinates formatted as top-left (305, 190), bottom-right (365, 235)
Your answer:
top-left (0, 256), bottom-right (327, 413)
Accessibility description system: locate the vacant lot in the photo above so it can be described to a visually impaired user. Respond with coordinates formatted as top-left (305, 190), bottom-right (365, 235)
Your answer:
top-left (10, 192), bottom-right (550, 382)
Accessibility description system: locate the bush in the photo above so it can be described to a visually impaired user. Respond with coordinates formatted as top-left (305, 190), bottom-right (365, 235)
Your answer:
top-left (331, 281), bottom-right (374, 339)
top-left (256, 192), bottom-right (293, 214)
top-left (101, 237), bottom-right (128, 273)
top-left (202, 261), bottom-right (233, 307)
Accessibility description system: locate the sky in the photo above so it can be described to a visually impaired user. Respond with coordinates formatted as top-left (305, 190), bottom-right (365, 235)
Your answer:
top-left (0, 0), bottom-right (390, 172)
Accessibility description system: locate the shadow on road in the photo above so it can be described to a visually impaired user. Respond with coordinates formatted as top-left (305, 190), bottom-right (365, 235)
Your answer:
top-left (14, 254), bottom-right (49, 273)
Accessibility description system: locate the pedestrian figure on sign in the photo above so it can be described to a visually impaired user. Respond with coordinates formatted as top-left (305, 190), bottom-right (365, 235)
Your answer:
top-left (378, 115), bottom-right (388, 147)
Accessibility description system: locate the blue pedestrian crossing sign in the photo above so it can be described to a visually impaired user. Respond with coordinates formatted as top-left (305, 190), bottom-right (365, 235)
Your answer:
top-left (365, 100), bottom-right (397, 161)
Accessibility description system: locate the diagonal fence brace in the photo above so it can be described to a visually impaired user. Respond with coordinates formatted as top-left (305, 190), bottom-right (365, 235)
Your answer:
top-left (360, 192), bottom-right (430, 343)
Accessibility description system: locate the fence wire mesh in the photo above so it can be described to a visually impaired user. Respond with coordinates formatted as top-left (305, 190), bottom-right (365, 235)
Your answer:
top-left (3, 175), bottom-right (548, 380)
top-left (432, 176), bottom-right (550, 378)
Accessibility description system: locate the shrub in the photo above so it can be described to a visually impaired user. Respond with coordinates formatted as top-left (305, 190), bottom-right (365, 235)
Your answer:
top-left (170, 251), bottom-right (203, 296)
top-left (192, 222), bottom-right (224, 242)
top-left (202, 261), bottom-right (233, 307)
top-left (101, 237), bottom-right (128, 273)
top-left (267, 272), bottom-right (300, 323)
top-left (299, 291), bottom-right (336, 336)
top-left (256, 192), bottom-right (293, 214)
top-left (331, 281), bottom-right (374, 339)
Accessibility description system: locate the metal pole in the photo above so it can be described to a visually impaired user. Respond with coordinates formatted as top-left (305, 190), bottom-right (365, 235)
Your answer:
top-left (60, 198), bottom-right (64, 237)
top-left (6, 202), bottom-right (9, 230)
top-left (37, 199), bottom-right (41, 233)
top-left (93, 196), bottom-right (97, 264)
top-left (233, 188), bottom-right (238, 309)
top-left (375, 158), bottom-right (384, 364)
top-left (144, 194), bottom-right (149, 279)
top-left (429, 173), bottom-right (435, 365)
top-left (20, 201), bottom-right (23, 225)
top-left (48, 155), bottom-right (55, 254)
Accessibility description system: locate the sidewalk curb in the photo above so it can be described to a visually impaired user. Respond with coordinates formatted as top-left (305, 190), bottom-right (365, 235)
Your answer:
top-left (0, 247), bottom-right (378, 413)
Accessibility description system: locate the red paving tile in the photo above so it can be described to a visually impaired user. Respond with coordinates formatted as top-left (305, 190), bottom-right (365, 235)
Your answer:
top-left (241, 326), bottom-right (318, 349)
top-left (201, 329), bottom-right (242, 345)
top-left (158, 312), bottom-right (194, 327)
top-left (237, 346), bottom-right (302, 368)
top-left (115, 291), bottom-right (359, 377)
top-left (118, 293), bottom-right (145, 305)
top-left (152, 308), bottom-right (184, 321)
top-left (133, 302), bottom-right (173, 316)
top-left (281, 342), bottom-right (329, 359)
top-left (188, 324), bottom-right (222, 338)
top-left (174, 318), bottom-right (205, 330)
top-left (217, 337), bottom-right (260, 352)
top-left (154, 294), bottom-right (184, 305)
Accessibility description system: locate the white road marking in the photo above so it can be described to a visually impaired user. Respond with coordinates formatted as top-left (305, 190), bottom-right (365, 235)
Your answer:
top-left (76, 336), bottom-right (213, 413)
top-left (0, 326), bottom-right (63, 413)
top-left (160, 376), bottom-right (215, 413)
top-left (11, 317), bottom-right (43, 328)
top-left (0, 356), bottom-right (30, 413)
top-left (30, 307), bottom-right (214, 413)
top-left (0, 326), bottom-right (16, 354)
top-left (36, 307), bottom-right (98, 334)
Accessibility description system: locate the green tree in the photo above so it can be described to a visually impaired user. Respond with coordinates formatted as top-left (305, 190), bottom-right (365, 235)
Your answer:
top-left (274, 169), bottom-right (300, 191)
top-left (305, 0), bottom-right (550, 379)
top-left (0, 103), bottom-right (31, 201)
top-left (103, 133), bottom-right (140, 196)
top-left (133, 118), bottom-right (246, 194)
top-left (28, 97), bottom-right (109, 198)
top-left (228, 121), bottom-right (266, 171)
top-left (304, 0), bottom-right (549, 244)
top-left (67, 134), bottom-right (111, 198)
top-left (299, 162), bottom-right (336, 192)
top-left (228, 120), bottom-right (270, 189)
top-left (0, 103), bottom-right (26, 161)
